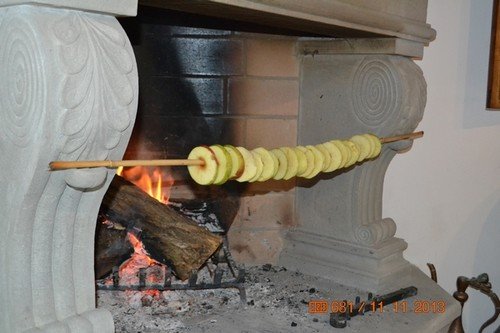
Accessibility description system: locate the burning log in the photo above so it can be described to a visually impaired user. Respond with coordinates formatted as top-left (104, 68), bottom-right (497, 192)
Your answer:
top-left (94, 218), bottom-right (132, 279)
top-left (99, 175), bottom-right (223, 280)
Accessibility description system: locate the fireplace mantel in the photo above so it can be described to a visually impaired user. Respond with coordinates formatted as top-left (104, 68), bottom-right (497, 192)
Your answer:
top-left (140, 0), bottom-right (435, 55)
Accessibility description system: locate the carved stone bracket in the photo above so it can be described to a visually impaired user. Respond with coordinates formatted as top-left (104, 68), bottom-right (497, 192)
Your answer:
top-left (280, 48), bottom-right (426, 292)
top-left (0, 5), bottom-right (138, 333)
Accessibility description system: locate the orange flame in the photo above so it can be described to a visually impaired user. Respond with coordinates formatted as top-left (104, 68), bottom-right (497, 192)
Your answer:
top-left (118, 166), bottom-right (174, 204)
top-left (128, 233), bottom-right (155, 266)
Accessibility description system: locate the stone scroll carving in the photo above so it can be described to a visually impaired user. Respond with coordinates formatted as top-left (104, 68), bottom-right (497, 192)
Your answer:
top-left (293, 55), bottom-right (426, 244)
top-left (0, 15), bottom-right (45, 148)
top-left (354, 218), bottom-right (397, 246)
top-left (351, 58), bottom-right (403, 128)
top-left (0, 5), bottom-right (137, 333)
top-left (280, 53), bottom-right (426, 291)
top-left (349, 57), bottom-right (426, 246)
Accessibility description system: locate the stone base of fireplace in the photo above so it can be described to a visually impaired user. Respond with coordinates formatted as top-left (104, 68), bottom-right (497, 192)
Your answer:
top-left (280, 230), bottom-right (412, 293)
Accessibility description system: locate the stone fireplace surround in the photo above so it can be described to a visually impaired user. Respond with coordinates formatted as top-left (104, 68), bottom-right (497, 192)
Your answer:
top-left (0, 1), bottom-right (461, 332)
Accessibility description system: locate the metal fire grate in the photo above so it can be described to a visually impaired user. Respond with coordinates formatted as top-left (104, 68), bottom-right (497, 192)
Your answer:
top-left (96, 237), bottom-right (247, 303)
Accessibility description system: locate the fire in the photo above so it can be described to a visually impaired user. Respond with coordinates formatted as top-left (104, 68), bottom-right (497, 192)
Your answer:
top-left (119, 232), bottom-right (157, 283)
top-left (117, 166), bottom-right (174, 204)
top-left (128, 232), bottom-right (155, 266)
top-left (110, 166), bottom-right (174, 299)
top-left (117, 232), bottom-right (162, 298)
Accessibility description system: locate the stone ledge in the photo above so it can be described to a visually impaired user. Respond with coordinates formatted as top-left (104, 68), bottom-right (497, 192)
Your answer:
top-left (298, 38), bottom-right (425, 59)
top-left (140, 0), bottom-right (435, 44)
top-left (0, 0), bottom-right (137, 16)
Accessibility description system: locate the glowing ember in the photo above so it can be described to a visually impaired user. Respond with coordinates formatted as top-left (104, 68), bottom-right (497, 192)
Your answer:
top-left (118, 233), bottom-right (157, 284)
top-left (114, 231), bottom-right (164, 299)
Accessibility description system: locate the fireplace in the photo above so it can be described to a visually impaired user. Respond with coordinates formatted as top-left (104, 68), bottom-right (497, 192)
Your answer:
top-left (0, 1), bottom-right (462, 332)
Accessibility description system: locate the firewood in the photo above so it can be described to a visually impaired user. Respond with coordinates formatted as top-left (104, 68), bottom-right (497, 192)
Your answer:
top-left (99, 175), bottom-right (223, 280)
top-left (94, 218), bottom-right (132, 279)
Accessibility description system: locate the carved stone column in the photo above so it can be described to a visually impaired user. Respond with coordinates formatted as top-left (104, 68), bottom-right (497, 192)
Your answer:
top-left (0, 3), bottom-right (138, 332)
top-left (280, 40), bottom-right (426, 292)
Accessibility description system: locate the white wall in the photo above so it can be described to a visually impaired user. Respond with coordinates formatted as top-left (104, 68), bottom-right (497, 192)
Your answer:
top-left (384, 0), bottom-right (500, 331)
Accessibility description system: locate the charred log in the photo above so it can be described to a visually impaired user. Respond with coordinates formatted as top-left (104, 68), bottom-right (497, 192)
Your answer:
top-left (94, 218), bottom-right (132, 279)
top-left (99, 175), bottom-right (223, 280)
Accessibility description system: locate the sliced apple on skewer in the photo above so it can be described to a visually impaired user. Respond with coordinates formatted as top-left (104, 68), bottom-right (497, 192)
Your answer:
top-left (361, 134), bottom-right (376, 159)
top-left (280, 147), bottom-right (299, 180)
top-left (269, 149), bottom-right (280, 178)
top-left (271, 148), bottom-right (288, 180)
top-left (235, 147), bottom-right (258, 182)
top-left (365, 133), bottom-right (382, 158)
top-left (293, 147), bottom-right (308, 176)
top-left (253, 148), bottom-right (276, 181)
top-left (330, 140), bottom-right (349, 169)
top-left (315, 143), bottom-right (331, 172)
top-left (373, 137), bottom-right (382, 158)
top-left (343, 140), bottom-right (360, 167)
top-left (296, 146), bottom-right (314, 178)
top-left (249, 150), bottom-right (264, 182)
top-left (210, 145), bottom-right (232, 185)
top-left (224, 144), bottom-right (245, 179)
top-left (305, 145), bottom-right (324, 179)
top-left (322, 141), bottom-right (342, 172)
top-left (187, 146), bottom-right (219, 185)
top-left (350, 135), bottom-right (371, 162)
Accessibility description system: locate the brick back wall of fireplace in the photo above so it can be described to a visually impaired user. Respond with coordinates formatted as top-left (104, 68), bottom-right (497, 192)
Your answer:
top-left (121, 12), bottom-right (299, 264)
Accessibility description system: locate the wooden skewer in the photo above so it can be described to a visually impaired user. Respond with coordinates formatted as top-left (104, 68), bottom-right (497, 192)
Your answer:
top-left (49, 131), bottom-right (424, 170)
top-left (379, 131), bottom-right (424, 144)
top-left (49, 159), bottom-right (204, 170)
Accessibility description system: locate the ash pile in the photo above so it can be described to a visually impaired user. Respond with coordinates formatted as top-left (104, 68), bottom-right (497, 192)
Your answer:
top-left (97, 265), bottom-right (336, 333)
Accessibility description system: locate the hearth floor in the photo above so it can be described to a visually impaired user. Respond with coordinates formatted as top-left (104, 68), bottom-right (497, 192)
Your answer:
top-left (97, 265), bottom-right (456, 333)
